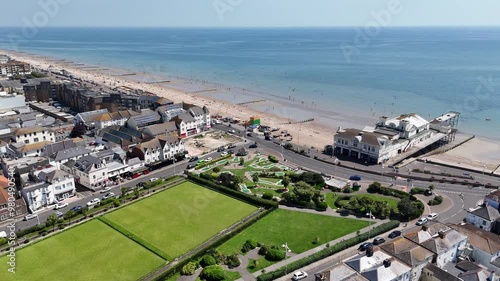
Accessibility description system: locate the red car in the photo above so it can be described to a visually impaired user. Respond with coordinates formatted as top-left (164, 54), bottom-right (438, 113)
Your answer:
top-left (143, 170), bottom-right (150, 175)
top-left (132, 173), bottom-right (141, 179)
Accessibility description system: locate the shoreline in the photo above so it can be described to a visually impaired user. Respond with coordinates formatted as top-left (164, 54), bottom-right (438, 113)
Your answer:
top-left (3, 49), bottom-right (500, 155)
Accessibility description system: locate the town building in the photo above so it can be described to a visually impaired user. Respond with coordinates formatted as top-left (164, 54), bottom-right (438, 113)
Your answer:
top-left (0, 60), bottom-right (31, 77)
top-left (0, 91), bottom-right (26, 111)
top-left (142, 121), bottom-right (178, 138)
top-left (125, 109), bottom-right (162, 130)
top-left (61, 155), bottom-right (108, 191)
top-left (421, 263), bottom-right (462, 281)
top-left (23, 79), bottom-right (63, 102)
top-left (333, 112), bottom-right (459, 164)
top-left (466, 205), bottom-right (500, 233)
top-left (315, 263), bottom-right (368, 281)
top-left (7, 141), bottom-right (53, 158)
top-left (380, 237), bottom-right (434, 281)
top-left (20, 167), bottom-right (76, 212)
top-left (404, 223), bottom-right (467, 268)
top-left (0, 175), bottom-right (27, 221)
top-left (484, 190), bottom-right (500, 210)
top-left (74, 109), bottom-right (109, 128)
top-left (129, 135), bottom-right (185, 166)
top-left (344, 247), bottom-right (412, 281)
top-left (44, 140), bottom-right (92, 169)
top-left (12, 126), bottom-right (55, 144)
top-left (94, 110), bottom-right (136, 130)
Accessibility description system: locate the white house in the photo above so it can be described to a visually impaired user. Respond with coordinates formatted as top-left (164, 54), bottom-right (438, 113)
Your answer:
top-left (344, 248), bottom-right (412, 281)
top-left (173, 112), bottom-right (198, 138)
top-left (7, 141), bottom-right (53, 158)
top-left (94, 110), bottom-right (136, 130)
top-left (44, 140), bottom-right (91, 169)
top-left (74, 109), bottom-right (109, 128)
top-left (130, 135), bottom-right (185, 166)
top-left (404, 223), bottom-right (468, 268)
top-left (184, 103), bottom-right (211, 130)
top-left (21, 168), bottom-right (76, 212)
top-left (380, 237), bottom-right (434, 281)
top-left (485, 190), bottom-right (500, 210)
top-left (12, 127), bottom-right (55, 144)
top-left (466, 205), bottom-right (500, 233)
top-left (62, 155), bottom-right (109, 191)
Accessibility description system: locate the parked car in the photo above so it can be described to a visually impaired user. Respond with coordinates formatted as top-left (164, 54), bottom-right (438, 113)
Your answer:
top-left (249, 142), bottom-right (258, 148)
top-left (228, 129), bottom-right (236, 134)
top-left (220, 152), bottom-right (228, 157)
top-left (358, 242), bottom-right (373, 251)
top-left (189, 156), bottom-right (199, 162)
top-left (388, 230), bottom-right (402, 239)
top-left (87, 198), bottom-right (101, 207)
top-left (424, 189), bottom-right (433, 196)
top-left (70, 206), bottom-right (82, 212)
top-left (416, 217), bottom-right (428, 225)
top-left (54, 202), bottom-right (68, 210)
top-left (292, 271), bottom-right (308, 280)
top-left (373, 237), bottom-right (386, 245)
top-left (206, 157), bottom-right (212, 161)
top-left (132, 173), bottom-right (141, 179)
top-left (227, 150), bottom-right (234, 155)
top-left (55, 211), bottom-right (64, 218)
top-left (247, 133), bottom-right (253, 137)
top-left (149, 178), bottom-right (159, 182)
top-left (143, 170), bottom-right (150, 175)
top-left (227, 144), bottom-right (236, 149)
top-left (349, 175), bottom-right (362, 181)
top-left (100, 186), bottom-right (112, 193)
top-left (187, 163), bottom-right (197, 169)
top-left (23, 214), bottom-right (38, 221)
top-left (427, 213), bottom-right (438, 221)
top-left (217, 146), bottom-right (225, 152)
top-left (102, 192), bottom-right (115, 200)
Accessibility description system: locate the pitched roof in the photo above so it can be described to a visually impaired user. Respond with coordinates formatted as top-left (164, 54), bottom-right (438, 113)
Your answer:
top-left (379, 237), bottom-right (434, 267)
top-left (44, 140), bottom-right (76, 156)
top-left (52, 147), bottom-right (91, 161)
top-left (450, 223), bottom-right (500, 255)
top-left (175, 112), bottom-right (196, 123)
top-left (336, 128), bottom-right (387, 147)
top-left (76, 109), bottom-right (109, 123)
top-left (14, 126), bottom-right (52, 136)
top-left (71, 155), bottom-right (104, 173)
top-left (419, 229), bottom-right (467, 254)
top-left (485, 190), bottom-right (500, 203)
top-left (135, 138), bottom-right (162, 151)
top-left (469, 205), bottom-right (500, 221)
top-left (423, 263), bottom-right (462, 281)
top-left (145, 121), bottom-right (178, 136)
top-left (0, 176), bottom-right (10, 205)
top-left (16, 141), bottom-right (53, 153)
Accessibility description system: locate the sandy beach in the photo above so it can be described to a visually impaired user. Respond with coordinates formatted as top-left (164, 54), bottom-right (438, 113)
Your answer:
top-left (2, 50), bottom-right (373, 150)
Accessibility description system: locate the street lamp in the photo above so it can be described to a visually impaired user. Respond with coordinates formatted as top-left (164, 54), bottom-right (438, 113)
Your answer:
top-left (282, 242), bottom-right (291, 275)
top-left (367, 210), bottom-right (373, 239)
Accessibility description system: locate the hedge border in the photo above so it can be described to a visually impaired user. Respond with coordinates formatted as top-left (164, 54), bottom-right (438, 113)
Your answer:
top-left (99, 217), bottom-right (171, 261)
top-left (256, 220), bottom-right (400, 281)
top-left (195, 155), bottom-right (232, 170)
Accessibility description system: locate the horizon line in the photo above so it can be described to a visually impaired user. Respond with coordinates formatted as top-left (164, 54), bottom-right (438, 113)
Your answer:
top-left (1, 25), bottom-right (500, 29)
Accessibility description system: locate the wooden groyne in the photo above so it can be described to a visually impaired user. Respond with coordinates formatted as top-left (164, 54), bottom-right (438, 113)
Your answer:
top-left (237, 99), bottom-right (266, 105)
top-left (144, 80), bottom-right (171, 84)
top-left (112, 73), bottom-right (137, 77)
top-left (281, 118), bottom-right (315, 125)
top-left (191, 88), bottom-right (218, 94)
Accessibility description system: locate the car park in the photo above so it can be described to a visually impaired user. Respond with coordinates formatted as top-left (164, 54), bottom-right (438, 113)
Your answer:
top-left (388, 230), bottom-right (402, 238)
top-left (87, 198), bottom-right (101, 207)
top-left (54, 202), bottom-right (68, 210)
top-left (416, 217), bottom-right (428, 225)
top-left (349, 175), bottom-right (362, 181)
top-left (427, 213), bottom-right (438, 221)
top-left (373, 237), bottom-right (386, 245)
top-left (102, 192), bottom-right (115, 200)
top-left (292, 271), bottom-right (308, 280)
top-left (24, 214), bottom-right (38, 221)
top-left (358, 242), bottom-right (373, 251)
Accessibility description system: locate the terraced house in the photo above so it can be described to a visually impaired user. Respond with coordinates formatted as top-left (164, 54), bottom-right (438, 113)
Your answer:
top-left (130, 135), bottom-right (185, 166)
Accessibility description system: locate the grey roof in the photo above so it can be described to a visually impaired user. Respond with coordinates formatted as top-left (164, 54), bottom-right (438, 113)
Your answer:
top-left (423, 263), bottom-right (461, 281)
top-left (144, 121), bottom-right (178, 136)
top-left (177, 112), bottom-right (196, 123)
top-left (189, 106), bottom-right (205, 116)
top-left (77, 109), bottom-right (109, 123)
top-left (45, 140), bottom-right (76, 157)
top-left (379, 237), bottom-right (434, 267)
top-left (420, 229), bottom-right (467, 254)
top-left (72, 155), bottom-right (103, 173)
top-left (52, 147), bottom-right (91, 161)
top-left (469, 205), bottom-right (500, 221)
top-left (130, 109), bottom-right (161, 127)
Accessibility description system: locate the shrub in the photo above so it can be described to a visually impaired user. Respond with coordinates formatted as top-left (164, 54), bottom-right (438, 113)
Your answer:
top-left (429, 195), bottom-right (444, 206)
top-left (239, 158), bottom-right (245, 166)
top-left (225, 254), bottom-right (241, 268)
top-left (410, 188), bottom-right (426, 195)
top-left (316, 201), bottom-right (328, 211)
top-left (0, 237), bottom-right (7, 247)
top-left (262, 192), bottom-right (273, 200)
top-left (206, 249), bottom-right (225, 264)
top-left (212, 167), bottom-right (221, 173)
top-left (258, 245), bottom-right (270, 256)
top-left (200, 255), bottom-right (217, 268)
top-left (199, 265), bottom-right (225, 281)
top-left (16, 223), bottom-right (46, 238)
top-left (242, 239), bottom-right (259, 252)
top-left (269, 167), bottom-right (281, 172)
top-left (181, 262), bottom-right (198, 275)
top-left (268, 155), bottom-right (279, 163)
top-left (265, 249), bottom-right (285, 261)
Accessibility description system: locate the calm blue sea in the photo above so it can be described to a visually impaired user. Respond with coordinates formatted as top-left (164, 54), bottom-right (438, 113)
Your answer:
top-left (0, 27), bottom-right (499, 138)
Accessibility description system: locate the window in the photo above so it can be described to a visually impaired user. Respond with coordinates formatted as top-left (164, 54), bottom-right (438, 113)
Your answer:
top-left (34, 138), bottom-right (39, 142)
top-left (24, 140), bottom-right (29, 144)
top-left (93, 175), bottom-right (96, 179)
top-left (483, 220), bottom-right (487, 225)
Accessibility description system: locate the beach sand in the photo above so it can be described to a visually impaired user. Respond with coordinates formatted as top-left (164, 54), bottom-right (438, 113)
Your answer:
top-left (3, 50), bottom-right (373, 151)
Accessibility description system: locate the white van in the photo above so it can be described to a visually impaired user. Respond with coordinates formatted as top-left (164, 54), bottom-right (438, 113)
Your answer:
top-left (24, 214), bottom-right (38, 221)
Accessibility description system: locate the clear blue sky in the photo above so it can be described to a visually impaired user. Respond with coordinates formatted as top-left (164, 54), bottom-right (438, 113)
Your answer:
top-left (1, 0), bottom-right (500, 27)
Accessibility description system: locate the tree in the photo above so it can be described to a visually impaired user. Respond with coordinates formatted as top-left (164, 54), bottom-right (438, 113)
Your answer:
top-left (69, 125), bottom-right (87, 138)
top-left (282, 177), bottom-right (290, 188)
top-left (239, 158), bottom-right (245, 166)
top-left (199, 265), bottom-right (225, 281)
top-left (46, 214), bottom-right (59, 232)
top-left (81, 206), bottom-right (89, 218)
top-left (64, 210), bottom-right (75, 223)
top-left (133, 187), bottom-right (140, 199)
top-left (252, 173), bottom-right (259, 184)
top-left (121, 187), bottom-right (128, 198)
top-left (181, 262), bottom-right (198, 275)
top-left (200, 254), bottom-right (217, 268)
top-left (397, 198), bottom-right (419, 221)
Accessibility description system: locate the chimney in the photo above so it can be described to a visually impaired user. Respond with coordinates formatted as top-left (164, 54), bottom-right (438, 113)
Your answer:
top-left (383, 259), bottom-right (392, 268)
top-left (422, 225), bottom-right (429, 231)
top-left (366, 245), bottom-right (374, 257)
top-left (438, 230), bottom-right (446, 239)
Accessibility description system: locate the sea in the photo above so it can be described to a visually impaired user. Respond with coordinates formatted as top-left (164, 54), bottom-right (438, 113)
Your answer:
top-left (0, 27), bottom-right (499, 139)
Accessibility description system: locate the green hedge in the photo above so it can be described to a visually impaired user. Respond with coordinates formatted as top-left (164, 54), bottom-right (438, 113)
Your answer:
top-left (257, 220), bottom-right (400, 281)
top-left (188, 175), bottom-right (278, 209)
top-left (98, 217), bottom-right (171, 261)
top-left (195, 155), bottom-right (232, 170)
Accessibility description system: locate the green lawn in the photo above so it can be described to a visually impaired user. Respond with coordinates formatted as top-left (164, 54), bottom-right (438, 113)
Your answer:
top-left (218, 209), bottom-right (369, 255)
top-left (324, 192), bottom-right (340, 209)
top-left (352, 194), bottom-right (399, 210)
top-left (0, 220), bottom-right (164, 281)
top-left (104, 182), bottom-right (257, 258)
